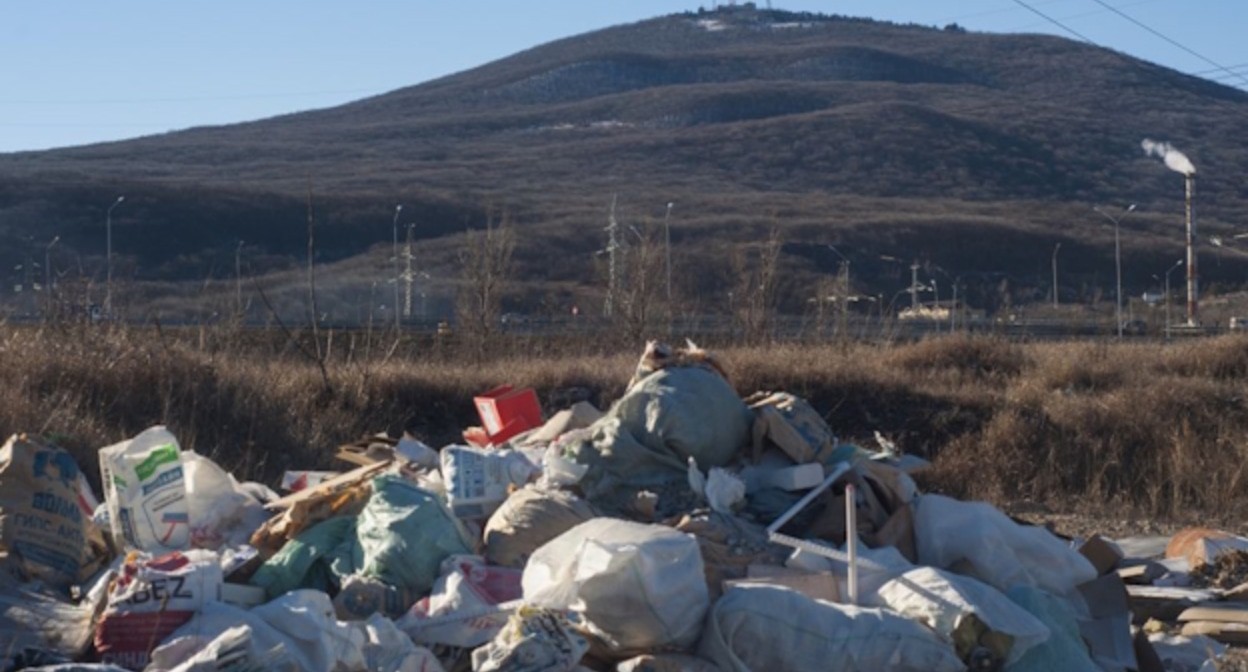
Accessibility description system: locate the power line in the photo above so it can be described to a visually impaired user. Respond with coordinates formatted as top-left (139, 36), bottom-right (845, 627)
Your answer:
top-left (1007, 0), bottom-right (1097, 44)
top-left (1084, 0), bottom-right (1248, 89)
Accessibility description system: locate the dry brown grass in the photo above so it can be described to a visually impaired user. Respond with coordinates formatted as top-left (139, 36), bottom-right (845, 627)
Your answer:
top-left (3, 324), bottom-right (1247, 522)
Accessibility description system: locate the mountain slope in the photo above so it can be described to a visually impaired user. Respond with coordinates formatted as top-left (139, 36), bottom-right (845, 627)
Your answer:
top-left (1, 7), bottom-right (1246, 318)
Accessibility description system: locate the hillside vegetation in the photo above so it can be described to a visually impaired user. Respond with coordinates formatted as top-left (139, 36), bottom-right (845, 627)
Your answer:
top-left (1, 7), bottom-right (1246, 318)
top-left (3, 323), bottom-right (1247, 522)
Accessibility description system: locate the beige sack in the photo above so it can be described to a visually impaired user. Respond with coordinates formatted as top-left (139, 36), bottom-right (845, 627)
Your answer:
top-left (484, 487), bottom-right (597, 568)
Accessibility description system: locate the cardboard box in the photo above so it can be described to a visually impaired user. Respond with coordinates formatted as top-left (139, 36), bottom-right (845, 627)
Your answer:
top-left (1080, 534), bottom-right (1125, 575)
top-left (474, 385), bottom-right (543, 445)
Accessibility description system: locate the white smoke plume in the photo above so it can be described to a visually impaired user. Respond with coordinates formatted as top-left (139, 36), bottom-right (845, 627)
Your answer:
top-left (1141, 139), bottom-right (1196, 175)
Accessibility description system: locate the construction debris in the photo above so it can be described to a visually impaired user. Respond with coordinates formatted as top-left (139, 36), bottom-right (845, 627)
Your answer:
top-left (0, 340), bottom-right (1236, 671)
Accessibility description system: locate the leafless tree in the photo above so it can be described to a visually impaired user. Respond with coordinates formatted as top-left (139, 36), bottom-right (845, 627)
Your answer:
top-left (456, 212), bottom-right (515, 361)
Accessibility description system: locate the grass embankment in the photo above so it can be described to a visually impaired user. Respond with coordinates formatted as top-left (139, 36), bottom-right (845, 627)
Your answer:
top-left (2, 323), bottom-right (1246, 522)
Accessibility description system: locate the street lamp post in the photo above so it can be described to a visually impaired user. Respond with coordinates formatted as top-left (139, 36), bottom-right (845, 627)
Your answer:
top-left (391, 204), bottom-right (403, 329)
top-left (1095, 204), bottom-right (1136, 338)
top-left (235, 240), bottom-right (245, 315)
top-left (45, 236), bottom-right (59, 317)
top-left (105, 196), bottom-right (124, 316)
top-left (1164, 259), bottom-right (1183, 339)
top-left (1051, 243), bottom-right (1061, 310)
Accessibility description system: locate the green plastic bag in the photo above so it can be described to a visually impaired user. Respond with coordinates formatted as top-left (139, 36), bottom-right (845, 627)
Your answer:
top-left (357, 475), bottom-right (474, 594)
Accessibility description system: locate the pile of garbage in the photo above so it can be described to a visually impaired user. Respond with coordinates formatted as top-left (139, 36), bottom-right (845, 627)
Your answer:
top-left (0, 341), bottom-right (1240, 671)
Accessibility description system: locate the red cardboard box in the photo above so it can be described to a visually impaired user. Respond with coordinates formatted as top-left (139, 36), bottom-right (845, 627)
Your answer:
top-left (474, 385), bottom-right (543, 445)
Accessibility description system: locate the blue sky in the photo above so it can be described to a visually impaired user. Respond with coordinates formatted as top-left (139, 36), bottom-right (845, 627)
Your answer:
top-left (2, 1), bottom-right (1244, 153)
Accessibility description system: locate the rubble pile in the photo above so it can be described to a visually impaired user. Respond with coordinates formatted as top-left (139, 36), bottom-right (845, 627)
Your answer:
top-left (0, 341), bottom-right (1240, 671)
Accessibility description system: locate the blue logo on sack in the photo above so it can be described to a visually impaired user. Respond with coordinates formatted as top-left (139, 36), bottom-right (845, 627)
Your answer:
top-left (32, 449), bottom-right (79, 489)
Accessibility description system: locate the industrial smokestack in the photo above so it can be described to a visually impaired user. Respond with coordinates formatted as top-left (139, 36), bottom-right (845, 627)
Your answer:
top-left (1142, 139), bottom-right (1199, 325)
top-left (1141, 139), bottom-right (1197, 176)
top-left (1186, 174), bottom-right (1196, 325)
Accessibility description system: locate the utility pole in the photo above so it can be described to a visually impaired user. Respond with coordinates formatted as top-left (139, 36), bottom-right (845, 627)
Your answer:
top-left (910, 263), bottom-right (920, 311)
top-left (664, 202), bottom-right (674, 303)
top-left (404, 222), bottom-right (415, 319)
top-left (105, 195), bottom-right (124, 316)
top-left (44, 236), bottom-right (59, 318)
top-left (235, 240), bottom-right (245, 316)
top-left (1095, 204), bottom-right (1136, 338)
top-left (1051, 243), bottom-right (1061, 310)
top-left (604, 194), bottom-right (620, 318)
top-left (391, 204), bottom-right (402, 329)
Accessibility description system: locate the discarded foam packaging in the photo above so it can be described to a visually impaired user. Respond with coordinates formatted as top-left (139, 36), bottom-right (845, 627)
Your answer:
top-left (740, 462), bottom-right (825, 493)
top-left (1079, 534), bottom-right (1125, 576)
top-left (474, 385), bottom-right (544, 445)
top-left (1178, 605), bottom-right (1248, 644)
top-left (1126, 585), bottom-right (1220, 623)
top-left (1117, 560), bottom-right (1167, 585)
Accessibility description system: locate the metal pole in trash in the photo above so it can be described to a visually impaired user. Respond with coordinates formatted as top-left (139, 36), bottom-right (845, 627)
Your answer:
top-left (846, 483), bottom-right (858, 605)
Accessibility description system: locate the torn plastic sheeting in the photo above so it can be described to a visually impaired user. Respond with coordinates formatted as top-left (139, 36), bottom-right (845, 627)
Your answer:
top-left (699, 584), bottom-right (964, 672)
top-left (0, 434), bottom-right (111, 592)
top-left (0, 574), bottom-right (102, 662)
top-left (398, 555), bottom-right (524, 648)
top-left (250, 476), bottom-right (474, 603)
top-left (1006, 585), bottom-right (1100, 672)
top-left (146, 591), bottom-right (367, 672)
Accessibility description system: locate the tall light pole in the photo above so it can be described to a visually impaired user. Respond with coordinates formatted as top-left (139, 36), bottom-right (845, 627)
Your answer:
top-left (663, 202), bottom-right (674, 303)
top-left (105, 196), bottom-right (124, 316)
top-left (391, 204), bottom-right (402, 329)
top-left (1051, 243), bottom-right (1061, 310)
top-left (235, 240), bottom-right (245, 315)
top-left (45, 235), bottom-right (59, 317)
top-left (1163, 259), bottom-right (1183, 339)
top-left (1095, 204), bottom-right (1136, 338)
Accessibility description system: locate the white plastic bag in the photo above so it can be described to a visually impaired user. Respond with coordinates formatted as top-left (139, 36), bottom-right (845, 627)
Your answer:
top-left (100, 426), bottom-right (266, 553)
top-left (914, 494), bottom-right (1096, 595)
top-left (700, 584), bottom-right (963, 672)
top-left (148, 591), bottom-right (367, 672)
top-left (523, 518), bottom-right (708, 655)
top-left (100, 427), bottom-right (192, 552)
top-left (873, 566), bottom-right (1051, 665)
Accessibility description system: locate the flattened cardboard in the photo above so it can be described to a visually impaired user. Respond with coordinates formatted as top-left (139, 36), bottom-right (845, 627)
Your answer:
top-left (1080, 534), bottom-right (1125, 576)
